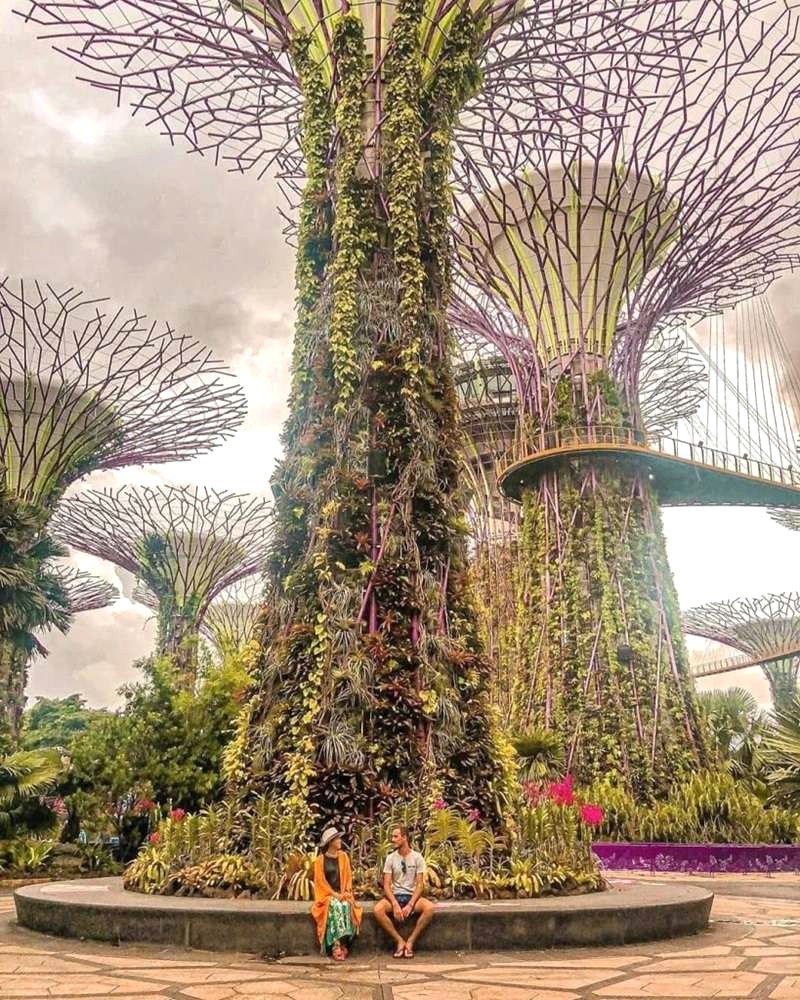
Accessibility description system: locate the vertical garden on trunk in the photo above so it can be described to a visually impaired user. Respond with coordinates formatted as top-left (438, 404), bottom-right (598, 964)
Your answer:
top-left (225, 3), bottom-right (512, 836)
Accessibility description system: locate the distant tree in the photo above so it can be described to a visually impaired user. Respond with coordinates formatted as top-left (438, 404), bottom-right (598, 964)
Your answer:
top-left (67, 651), bottom-right (248, 856)
top-left (21, 694), bottom-right (108, 751)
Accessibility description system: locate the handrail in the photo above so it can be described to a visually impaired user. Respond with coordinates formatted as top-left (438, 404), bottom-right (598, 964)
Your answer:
top-left (689, 645), bottom-right (800, 678)
top-left (503, 425), bottom-right (800, 490)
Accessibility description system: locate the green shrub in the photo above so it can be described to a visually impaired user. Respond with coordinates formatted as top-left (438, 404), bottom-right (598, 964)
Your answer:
top-left (586, 770), bottom-right (799, 844)
top-left (124, 794), bottom-right (603, 900)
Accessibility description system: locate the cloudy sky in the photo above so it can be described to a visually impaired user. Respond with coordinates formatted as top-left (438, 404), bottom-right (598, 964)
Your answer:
top-left (2, 7), bottom-right (799, 711)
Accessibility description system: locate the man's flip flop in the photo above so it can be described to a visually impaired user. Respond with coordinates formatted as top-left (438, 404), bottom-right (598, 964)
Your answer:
top-left (393, 944), bottom-right (405, 959)
top-left (403, 945), bottom-right (415, 959)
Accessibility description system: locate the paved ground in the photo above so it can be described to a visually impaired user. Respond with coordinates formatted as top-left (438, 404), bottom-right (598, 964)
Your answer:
top-left (1, 872), bottom-right (798, 999)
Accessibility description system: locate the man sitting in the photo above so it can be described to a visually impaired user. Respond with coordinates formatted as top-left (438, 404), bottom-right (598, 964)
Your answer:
top-left (373, 824), bottom-right (435, 958)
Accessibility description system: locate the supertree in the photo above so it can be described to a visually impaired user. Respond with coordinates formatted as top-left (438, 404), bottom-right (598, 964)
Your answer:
top-left (200, 578), bottom-right (266, 660)
top-left (452, 308), bottom-right (709, 722)
top-left (452, 3), bottom-right (800, 795)
top-left (684, 594), bottom-right (800, 713)
top-left (0, 278), bottom-right (247, 511)
top-left (19, 0), bottom-right (730, 833)
top-left (51, 486), bottom-right (273, 686)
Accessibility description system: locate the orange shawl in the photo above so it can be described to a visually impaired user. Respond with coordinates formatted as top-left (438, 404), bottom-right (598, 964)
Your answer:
top-left (310, 851), bottom-right (363, 945)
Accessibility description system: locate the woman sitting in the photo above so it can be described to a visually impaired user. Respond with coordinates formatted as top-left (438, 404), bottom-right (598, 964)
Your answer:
top-left (311, 826), bottom-right (362, 960)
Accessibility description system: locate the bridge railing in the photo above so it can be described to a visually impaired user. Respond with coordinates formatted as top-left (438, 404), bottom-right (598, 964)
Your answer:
top-left (690, 645), bottom-right (800, 678)
top-left (506, 426), bottom-right (800, 489)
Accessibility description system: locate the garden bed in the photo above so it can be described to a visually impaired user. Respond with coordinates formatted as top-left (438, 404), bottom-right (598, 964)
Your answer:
top-left (594, 842), bottom-right (800, 873)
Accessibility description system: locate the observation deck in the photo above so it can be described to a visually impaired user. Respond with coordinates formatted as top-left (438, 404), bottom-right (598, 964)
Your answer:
top-left (689, 644), bottom-right (800, 679)
top-left (497, 426), bottom-right (800, 508)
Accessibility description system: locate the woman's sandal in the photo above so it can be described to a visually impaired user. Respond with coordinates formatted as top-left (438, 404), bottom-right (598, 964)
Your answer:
top-left (393, 942), bottom-right (406, 959)
top-left (332, 943), bottom-right (346, 962)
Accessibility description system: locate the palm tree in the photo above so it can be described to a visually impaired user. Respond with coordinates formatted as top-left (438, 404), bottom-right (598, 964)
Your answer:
top-left (512, 728), bottom-right (565, 782)
top-left (0, 485), bottom-right (71, 748)
top-left (764, 693), bottom-right (800, 810)
top-left (697, 688), bottom-right (771, 793)
top-left (0, 747), bottom-right (63, 837)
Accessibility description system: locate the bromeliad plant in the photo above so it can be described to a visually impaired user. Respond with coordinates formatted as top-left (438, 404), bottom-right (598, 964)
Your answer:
top-left (125, 787), bottom-right (604, 899)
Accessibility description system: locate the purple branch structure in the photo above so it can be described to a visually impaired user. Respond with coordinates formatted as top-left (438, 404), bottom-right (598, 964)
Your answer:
top-left (684, 593), bottom-right (800, 710)
top-left (51, 486), bottom-right (273, 683)
top-left (55, 566), bottom-right (119, 616)
top-left (0, 278), bottom-right (247, 509)
top-left (17, 1), bottom-right (722, 207)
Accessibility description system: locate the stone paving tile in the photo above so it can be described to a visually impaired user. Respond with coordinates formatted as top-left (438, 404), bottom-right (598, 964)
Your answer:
top-left (752, 956), bottom-right (800, 974)
top-left (0, 955), bottom-right (92, 973)
top-left (593, 971), bottom-right (767, 997)
top-left (642, 956), bottom-right (746, 971)
top-left (741, 946), bottom-right (800, 956)
top-left (0, 972), bottom-right (168, 995)
top-left (444, 967), bottom-right (620, 988)
top-left (123, 968), bottom-right (275, 985)
top-left (65, 954), bottom-right (218, 968)
top-left (489, 956), bottom-right (645, 968)
top-left (770, 977), bottom-right (800, 998)
top-left (655, 946), bottom-right (735, 957)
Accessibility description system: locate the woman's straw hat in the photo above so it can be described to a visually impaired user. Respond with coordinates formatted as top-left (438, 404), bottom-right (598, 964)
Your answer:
top-left (319, 826), bottom-right (341, 850)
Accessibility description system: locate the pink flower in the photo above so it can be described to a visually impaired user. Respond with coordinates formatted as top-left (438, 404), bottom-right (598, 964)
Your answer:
top-left (148, 832), bottom-right (160, 845)
top-left (169, 808), bottom-right (187, 822)
top-left (547, 775), bottom-right (575, 807)
top-left (466, 809), bottom-right (481, 823)
top-left (580, 804), bottom-right (605, 826)
top-left (432, 798), bottom-right (447, 810)
top-left (135, 798), bottom-right (155, 814)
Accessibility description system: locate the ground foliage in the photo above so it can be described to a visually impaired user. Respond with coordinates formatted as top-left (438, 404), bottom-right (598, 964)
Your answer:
top-left (582, 769), bottom-right (798, 845)
top-left (125, 795), bottom-right (602, 900)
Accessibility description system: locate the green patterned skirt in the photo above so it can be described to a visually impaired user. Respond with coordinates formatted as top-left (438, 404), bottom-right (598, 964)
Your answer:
top-left (323, 898), bottom-right (357, 954)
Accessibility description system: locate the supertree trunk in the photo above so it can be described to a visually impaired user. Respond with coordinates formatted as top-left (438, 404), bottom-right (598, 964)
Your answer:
top-left (510, 374), bottom-right (708, 796)
top-left (229, 4), bottom-right (509, 834)
top-left (515, 470), bottom-right (706, 796)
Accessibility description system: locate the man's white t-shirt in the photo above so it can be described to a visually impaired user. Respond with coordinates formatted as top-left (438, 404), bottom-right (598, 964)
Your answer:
top-left (383, 849), bottom-right (426, 896)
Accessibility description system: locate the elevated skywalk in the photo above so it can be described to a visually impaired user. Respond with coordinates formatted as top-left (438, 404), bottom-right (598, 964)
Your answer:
top-left (498, 426), bottom-right (800, 508)
top-left (689, 644), bottom-right (800, 678)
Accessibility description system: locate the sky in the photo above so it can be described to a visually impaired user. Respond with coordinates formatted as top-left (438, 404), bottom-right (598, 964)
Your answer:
top-left (2, 8), bottom-right (799, 711)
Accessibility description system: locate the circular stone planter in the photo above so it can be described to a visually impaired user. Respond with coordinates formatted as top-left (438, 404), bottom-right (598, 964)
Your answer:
top-left (14, 877), bottom-right (712, 956)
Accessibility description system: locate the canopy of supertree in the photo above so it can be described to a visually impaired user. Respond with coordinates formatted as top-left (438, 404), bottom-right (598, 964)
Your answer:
top-left (0, 278), bottom-right (247, 510)
top-left (200, 577), bottom-right (266, 659)
top-left (19, 0), bottom-right (736, 833)
top-left (454, 3), bottom-right (800, 425)
top-left (683, 593), bottom-right (800, 713)
top-left (54, 565), bottom-right (119, 616)
top-left (51, 486), bottom-right (273, 684)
